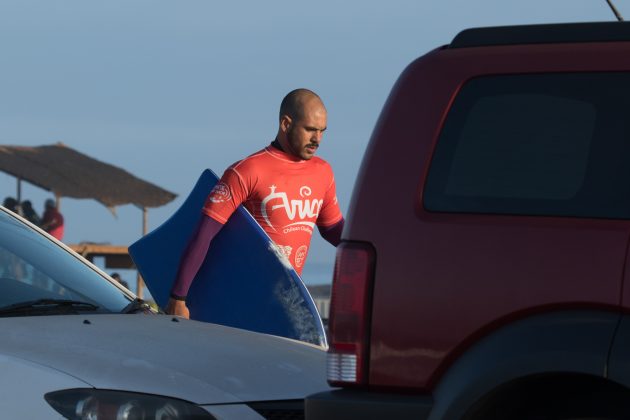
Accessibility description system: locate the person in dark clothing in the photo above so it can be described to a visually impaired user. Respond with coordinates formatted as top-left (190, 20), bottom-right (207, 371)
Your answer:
top-left (21, 200), bottom-right (41, 226)
top-left (3, 197), bottom-right (18, 214)
top-left (110, 272), bottom-right (130, 289)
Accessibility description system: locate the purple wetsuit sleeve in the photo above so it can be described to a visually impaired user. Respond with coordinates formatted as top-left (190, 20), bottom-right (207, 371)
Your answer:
top-left (170, 216), bottom-right (224, 299)
top-left (317, 218), bottom-right (344, 247)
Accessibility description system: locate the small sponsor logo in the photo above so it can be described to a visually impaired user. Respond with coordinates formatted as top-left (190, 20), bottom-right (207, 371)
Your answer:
top-left (295, 245), bottom-right (308, 268)
top-left (208, 182), bottom-right (231, 203)
top-left (283, 225), bottom-right (313, 235)
top-left (299, 186), bottom-right (312, 198)
top-left (276, 244), bottom-right (293, 260)
top-left (269, 243), bottom-right (293, 270)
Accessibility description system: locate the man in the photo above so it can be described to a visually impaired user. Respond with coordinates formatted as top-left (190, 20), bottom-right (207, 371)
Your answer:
top-left (166, 88), bottom-right (344, 318)
top-left (40, 199), bottom-right (64, 241)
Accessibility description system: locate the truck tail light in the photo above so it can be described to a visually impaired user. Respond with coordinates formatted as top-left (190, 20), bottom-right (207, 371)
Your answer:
top-left (327, 241), bottom-right (375, 386)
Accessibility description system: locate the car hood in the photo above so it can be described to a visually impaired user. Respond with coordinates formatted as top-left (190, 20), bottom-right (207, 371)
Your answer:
top-left (0, 314), bottom-right (330, 404)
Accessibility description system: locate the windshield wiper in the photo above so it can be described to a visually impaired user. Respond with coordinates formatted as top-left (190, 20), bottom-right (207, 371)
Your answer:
top-left (0, 298), bottom-right (100, 316)
top-left (121, 298), bottom-right (153, 314)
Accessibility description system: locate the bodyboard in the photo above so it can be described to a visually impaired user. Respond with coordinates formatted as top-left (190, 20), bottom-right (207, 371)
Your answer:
top-left (129, 169), bottom-right (327, 347)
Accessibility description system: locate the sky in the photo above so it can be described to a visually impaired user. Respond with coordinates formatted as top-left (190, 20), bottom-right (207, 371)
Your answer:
top-left (0, 0), bottom-right (624, 290)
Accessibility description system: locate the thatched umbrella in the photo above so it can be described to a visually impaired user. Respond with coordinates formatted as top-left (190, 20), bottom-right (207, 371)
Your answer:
top-left (0, 142), bottom-right (176, 211)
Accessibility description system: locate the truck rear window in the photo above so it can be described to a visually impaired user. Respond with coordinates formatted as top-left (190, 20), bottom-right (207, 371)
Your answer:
top-left (424, 72), bottom-right (630, 219)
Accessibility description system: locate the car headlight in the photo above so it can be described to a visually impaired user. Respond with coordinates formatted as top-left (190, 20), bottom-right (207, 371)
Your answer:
top-left (45, 389), bottom-right (215, 420)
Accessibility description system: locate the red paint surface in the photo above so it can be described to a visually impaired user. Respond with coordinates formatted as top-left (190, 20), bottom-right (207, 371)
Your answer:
top-left (346, 41), bottom-right (630, 390)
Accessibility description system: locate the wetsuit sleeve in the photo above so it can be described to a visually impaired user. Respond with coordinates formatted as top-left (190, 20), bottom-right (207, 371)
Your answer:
top-left (318, 218), bottom-right (344, 246)
top-left (202, 167), bottom-right (249, 224)
top-left (171, 167), bottom-right (250, 300)
top-left (170, 216), bottom-right (224, 299)
top-left (317, 175), bottom-right (343, 228)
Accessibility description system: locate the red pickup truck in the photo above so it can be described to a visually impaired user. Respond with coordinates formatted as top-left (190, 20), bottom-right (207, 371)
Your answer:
top-left (307, 22), bottom-right (630, 419)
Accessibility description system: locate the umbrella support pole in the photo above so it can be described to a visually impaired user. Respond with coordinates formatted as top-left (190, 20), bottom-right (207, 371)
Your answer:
top-left (16, 178), bottom-right (21, 203)
top-left (136, 207), bottom-right (148, 299)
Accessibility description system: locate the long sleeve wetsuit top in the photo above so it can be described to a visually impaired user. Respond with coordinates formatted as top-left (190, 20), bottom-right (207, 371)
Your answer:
top-left (170, 144), bottom-right (343, 299)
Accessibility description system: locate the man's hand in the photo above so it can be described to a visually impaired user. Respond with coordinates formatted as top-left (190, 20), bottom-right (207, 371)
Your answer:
top-left (165, 298), bottom-right (190, 319)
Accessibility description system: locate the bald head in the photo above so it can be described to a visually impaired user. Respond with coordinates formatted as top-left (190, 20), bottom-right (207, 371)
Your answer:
top-left (276, 88), bottom-right (327, 160)
top-left (279, 88), bottom-right (324, 123)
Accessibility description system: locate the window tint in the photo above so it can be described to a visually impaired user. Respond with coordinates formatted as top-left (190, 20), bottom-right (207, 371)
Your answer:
top-left (424, 73), bottom-right (630, 219)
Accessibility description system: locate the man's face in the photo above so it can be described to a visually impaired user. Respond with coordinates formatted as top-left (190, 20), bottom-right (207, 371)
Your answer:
top-left (285, 100), bottom-right (327, 160)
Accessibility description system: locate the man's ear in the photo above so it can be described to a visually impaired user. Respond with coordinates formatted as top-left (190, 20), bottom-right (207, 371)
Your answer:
top-left (280, 115), bottom-right (292, 133)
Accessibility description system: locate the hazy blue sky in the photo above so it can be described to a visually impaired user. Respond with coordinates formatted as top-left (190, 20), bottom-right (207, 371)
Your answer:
top-left (0, 1), bottom-right (624, 287)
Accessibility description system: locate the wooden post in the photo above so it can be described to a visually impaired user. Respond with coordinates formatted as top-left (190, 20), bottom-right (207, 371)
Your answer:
top-left (136, 207), bottom-right (148, 298)
top-left (143, 206), bottom-right (148, 236)
top-left (16, 178), bottom-right (21, 203)
top-left (15, 178), bottom-right (23, 216)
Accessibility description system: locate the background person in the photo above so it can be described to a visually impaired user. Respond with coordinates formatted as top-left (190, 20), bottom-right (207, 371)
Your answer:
top-left (110, 272), bottom-right (130, 289)
top-left (166, 88), bottom-right (345, 318)
top-left (40, 199), bottom-right (64, 241)
top-left (21, 200), bottom-right (41, 226)
top-left (3, 197), bottom-right (19, 215)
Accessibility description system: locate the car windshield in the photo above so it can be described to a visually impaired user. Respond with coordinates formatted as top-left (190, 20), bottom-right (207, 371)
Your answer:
top-left (0, 208), bottom-right (132, 315)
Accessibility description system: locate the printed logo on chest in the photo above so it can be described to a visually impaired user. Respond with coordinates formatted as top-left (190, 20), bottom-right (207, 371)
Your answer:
top-left (261, 185), bottom-right (323, 232)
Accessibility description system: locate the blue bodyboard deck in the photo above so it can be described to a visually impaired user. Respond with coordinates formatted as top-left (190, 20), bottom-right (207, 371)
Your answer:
top-left (129, 169), bottom-right (327, 347)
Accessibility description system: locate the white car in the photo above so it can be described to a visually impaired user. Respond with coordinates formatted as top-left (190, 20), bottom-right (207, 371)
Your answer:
top-left (0, 206), bottom-right (329, 419)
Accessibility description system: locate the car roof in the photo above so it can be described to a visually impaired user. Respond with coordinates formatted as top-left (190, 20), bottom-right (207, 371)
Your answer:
top-left (449, 21), bottom-right (630, 49)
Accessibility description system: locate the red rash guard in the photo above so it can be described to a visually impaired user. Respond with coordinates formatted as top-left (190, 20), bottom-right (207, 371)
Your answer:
top-left (170, 144), bottom-right (343, 299)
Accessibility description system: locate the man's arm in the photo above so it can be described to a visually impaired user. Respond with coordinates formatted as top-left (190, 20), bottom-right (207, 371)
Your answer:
top-left (165, 215), bottom-right (224, 317)
top-left (167, 166), bottom-right (249, 317)
top-left (316, 168), bottom-right (343, 246)
top-left (317, 218), bottom-right (344, 246)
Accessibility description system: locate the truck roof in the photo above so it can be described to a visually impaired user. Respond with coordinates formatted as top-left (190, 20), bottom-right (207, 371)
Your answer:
top-left (450, 21), bottom-right (630, 48)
